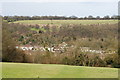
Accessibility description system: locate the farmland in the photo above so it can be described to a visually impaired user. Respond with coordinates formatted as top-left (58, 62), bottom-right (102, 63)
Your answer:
top-left (2, 62), bottom-right (118, 78)
top-left (14, 20), bottom-right (118, 25)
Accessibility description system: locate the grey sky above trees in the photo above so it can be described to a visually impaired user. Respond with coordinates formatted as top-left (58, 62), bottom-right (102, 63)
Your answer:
top-left (1, 1), bottom-right (118, 17)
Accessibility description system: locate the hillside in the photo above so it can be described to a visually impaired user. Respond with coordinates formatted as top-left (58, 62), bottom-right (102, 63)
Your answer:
top-left (2, 20), bottom-right (119, 67)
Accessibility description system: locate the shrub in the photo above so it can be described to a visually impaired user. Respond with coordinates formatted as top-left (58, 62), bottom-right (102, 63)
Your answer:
top-left (2, 22), bottom-right (24, 62)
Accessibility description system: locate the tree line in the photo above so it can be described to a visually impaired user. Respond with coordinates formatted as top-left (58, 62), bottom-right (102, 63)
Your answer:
top-left (3, 15), bottom-right (119, 22)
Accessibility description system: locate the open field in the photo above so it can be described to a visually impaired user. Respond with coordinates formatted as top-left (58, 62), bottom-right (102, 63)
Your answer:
top-left (2, 62), bottom-right (118, 78)
top-left (14, 20), bottom-right (118, 25)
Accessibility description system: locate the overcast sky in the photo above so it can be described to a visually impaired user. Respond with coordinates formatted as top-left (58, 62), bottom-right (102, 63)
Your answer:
top-left (0, 0), bottom-right (119, 2)
top-left (0, 0), bottom-right (119, 17)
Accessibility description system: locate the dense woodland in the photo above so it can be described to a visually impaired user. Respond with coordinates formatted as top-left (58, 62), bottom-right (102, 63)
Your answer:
top-left (2, 17), bottom-right (120, 68)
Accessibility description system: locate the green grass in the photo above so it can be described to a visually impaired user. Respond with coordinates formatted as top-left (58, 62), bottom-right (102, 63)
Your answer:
top-left (14, 20), bottom-right (118, 26)
top-left (2, 62), bottom-right (118, 78)
top-left (30, 28), bottom-right (46, 32)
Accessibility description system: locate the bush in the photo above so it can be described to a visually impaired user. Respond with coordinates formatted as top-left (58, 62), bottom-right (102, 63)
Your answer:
top-left (105, 54), bottom-right (120, 68)
top-left (2, 22), bottom-right (24, 62)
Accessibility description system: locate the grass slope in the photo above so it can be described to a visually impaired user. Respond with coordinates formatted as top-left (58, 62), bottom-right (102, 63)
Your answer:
top-left (14, 20), bottom-right (118, 25)
top-left (2, 62), bottom-right (118, 78)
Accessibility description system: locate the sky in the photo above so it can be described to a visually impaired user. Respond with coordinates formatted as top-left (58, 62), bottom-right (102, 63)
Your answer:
top-left (0, 0), bottom-right (119, 2)
top-left (0, 0), bottom-right (119, 17)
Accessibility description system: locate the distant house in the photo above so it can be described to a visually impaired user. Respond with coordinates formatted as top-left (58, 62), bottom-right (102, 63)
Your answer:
top-left (45, 47), bottom-right (55, 52)
top-left (53, 47), bottom-right (64, 53)
top-left (53, 42), bottom-right (68, 53)
top-left (80, 47), bottom-right (105, 54)
top-left (15, 42), bottom-right (68, 53)
top-left (16, 45), bottom-right (36, 51)
top-left (39, 47), bottom-right (46, 51)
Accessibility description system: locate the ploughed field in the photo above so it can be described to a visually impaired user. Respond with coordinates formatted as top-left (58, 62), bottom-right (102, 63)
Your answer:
top-left (2, 62), bottom-right (118, 78)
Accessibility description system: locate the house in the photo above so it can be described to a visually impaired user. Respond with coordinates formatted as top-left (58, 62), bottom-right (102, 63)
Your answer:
top-left (45, 47), bottom-right (54, 52)
top-left (53, 47), bottom-right (64, 53)
top-left (80, 47), bottom-right (105, 54)
top-left (39, 47), bottom-right (46, 51)
top-left (15, 42), bottom-right (68, 53)
top-left (16, 45), bottom-right (36, 51)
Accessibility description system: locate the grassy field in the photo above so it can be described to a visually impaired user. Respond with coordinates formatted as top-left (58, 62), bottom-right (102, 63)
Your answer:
top-left (2, 62), bottom-right (118, 78)
top-left (14, 20), bottom-right (118, 26)
top-left (30, 28), bottom-right (46, 32)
